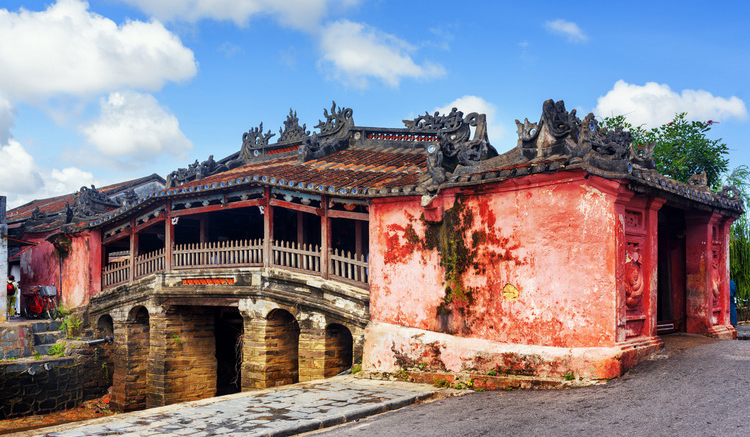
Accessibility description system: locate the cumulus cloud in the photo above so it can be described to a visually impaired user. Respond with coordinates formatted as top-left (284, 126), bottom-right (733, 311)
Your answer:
top-left (83, 91), bottom-right (193, 162)
top-left (0, 139), bottom-right (96, 208)
top-left (0, 95), bottom-right (14, 145)
top-left (544, 19), bottom-right (587, 43)
top-left (117, 0), bottom-right (358, 31)
top-left (595, 80), bottom-right (748, 127)
top-left (319, 20), bottom-right (445, 88)
top-left (0, 0), bottom-right (197, 102)
top-left (0, 141), bottom-right (43, 194)
top-left (434, 96), bottom-right (505, 145)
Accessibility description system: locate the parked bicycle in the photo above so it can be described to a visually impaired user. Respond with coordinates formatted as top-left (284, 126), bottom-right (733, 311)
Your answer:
top-left (22, 286), bottom-right (59, 319)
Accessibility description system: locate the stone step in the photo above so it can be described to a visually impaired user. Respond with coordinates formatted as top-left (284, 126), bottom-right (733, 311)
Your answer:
top-left (33, 344), bottom-right (54, 355)
top-left (30, 320), bottom-right (63, 333)
top-left (34, 331), bottom-right (65, 346)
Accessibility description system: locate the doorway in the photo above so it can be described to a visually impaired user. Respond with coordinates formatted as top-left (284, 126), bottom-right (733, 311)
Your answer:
top-left (657, 206), bottom-right (687, 333)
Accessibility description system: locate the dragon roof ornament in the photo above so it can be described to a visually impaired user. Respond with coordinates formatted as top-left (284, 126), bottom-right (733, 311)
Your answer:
top-left (166, 155), bottom-right (226, 188)
top-left (515, 99), bottom-right (656, 173)
top-left (414, 108), bottom-right (497, 187)
top-left (315, 101), bottom-right (353, 137)
top-left (278, 109), bottom-right (310, 144)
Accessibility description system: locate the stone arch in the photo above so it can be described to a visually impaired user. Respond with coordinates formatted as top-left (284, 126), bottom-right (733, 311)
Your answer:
top-left (96, 314), bottom-right (114, 338)
top-left (324, 323), bottom-right (353, 377)
top-left (128, 305), bottom-right (150, 323)
top-left (265, 308), bottom-right (300, 387)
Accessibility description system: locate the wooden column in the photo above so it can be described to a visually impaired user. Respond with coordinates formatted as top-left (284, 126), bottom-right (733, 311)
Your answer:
top-left (297, 212), bottom-right (304, 246)
top-left (199, 215), bottom-right (209, 243)
top-left (263, 188), bottom-right (273, 268)
top-left (129, 219), bottom-right (138, 282)
top-left (164, 202), bottom-right (174, 271)
top-left (355, 220), bottom-right (362, 256)
top-left (321, 196), bottom-right (331, 279)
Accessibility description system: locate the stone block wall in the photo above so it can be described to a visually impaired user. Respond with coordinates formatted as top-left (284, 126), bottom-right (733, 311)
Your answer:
top-left (112, 317), bottom-right (150, 412)
top-left (299, 329), bottom-right (325, 382)
top-left (0, 324), bottom-right (33, 359)
top-left (0, 343), bottom-right (113, 420)
top-left (264, 311), bottom-right (299, 387)
top-left (76, 342), bottom-right (114, 402)
top-left (163, 307), bottom-right (217, 405)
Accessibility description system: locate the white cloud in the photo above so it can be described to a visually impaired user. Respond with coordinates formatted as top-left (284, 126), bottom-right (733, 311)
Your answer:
top-left (117, 0), bottom-right (358, 31)
top-left (0, 0), bottom-right (197, 102)
top-left (0, 139), bottom-right (96, 208)
top-left (434, 96), bottom-right (505, 145)
top-left (319, 20), bottom-right (445, 88)
top-left (544, 19), bottom-right (587, 43)
top-left (595, 80), bottom-right (748, 127)
top-left (0, 95), bottom-right (14, 145)
top-left (0, 140), bottom-right (43, 195)
top-left (83, 91), bottom-right (193, 162)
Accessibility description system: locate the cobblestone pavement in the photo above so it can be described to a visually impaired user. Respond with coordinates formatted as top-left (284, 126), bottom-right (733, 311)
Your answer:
top-left (18, 377), bottom-right (439, 437)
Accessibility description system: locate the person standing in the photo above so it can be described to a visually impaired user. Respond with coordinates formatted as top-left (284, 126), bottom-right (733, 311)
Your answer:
top-left (6, 275), bottom-right (17, 319)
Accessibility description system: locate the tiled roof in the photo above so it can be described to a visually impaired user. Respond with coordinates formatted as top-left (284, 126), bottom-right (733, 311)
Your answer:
top-left (62, 101), bottom-right (747, 230)
top-left (177, 146), bottom-right (426, 193)
top-left (8, 174), bottom-right (164, 223)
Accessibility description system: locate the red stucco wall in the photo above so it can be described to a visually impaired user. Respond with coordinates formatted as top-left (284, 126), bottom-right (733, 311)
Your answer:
top-left (369, 171), bottom-right (621, 349)
top-left (20, 230), bottom-right (100, 309)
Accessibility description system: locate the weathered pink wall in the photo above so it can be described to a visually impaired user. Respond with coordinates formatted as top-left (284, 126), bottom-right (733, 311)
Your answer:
top-left (369, 172), bottom-right (621, 349)
top-left (20, 230), bottom-right (100, 309)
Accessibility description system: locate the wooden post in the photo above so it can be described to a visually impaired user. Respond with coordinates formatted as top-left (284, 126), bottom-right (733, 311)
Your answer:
top-left (164, 202), bottom-right (174, 271)
top-left (355, 220), bottom-right (362, 256)
top-left (199, 215), bottom-right (209, 243)
top-left (129, 219), bottom-right (138, 282)
top-left (297, 212), bottom-right (304, 246)
top-left (263, 188), bottom-right (273, 268)
top-left (321, 196), bottom-right (331, 279)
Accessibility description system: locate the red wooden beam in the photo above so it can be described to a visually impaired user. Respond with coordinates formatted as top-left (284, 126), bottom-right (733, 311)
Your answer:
top-left (170, 198), bottom-right (266, 217)
top-left (327, 209), bottom-right (369, 221)
top-left (134, 216), bottom-right (165, 234)
top-left (269, 198), bottom-right (319, 216)
top-left (102, 228), bottom-right (131, 246)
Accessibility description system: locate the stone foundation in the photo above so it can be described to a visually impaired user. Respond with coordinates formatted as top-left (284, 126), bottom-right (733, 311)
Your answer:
top-left (363, 321), bottom-right (664, 383)
top-left (0, 342), bottom-right (113, 420)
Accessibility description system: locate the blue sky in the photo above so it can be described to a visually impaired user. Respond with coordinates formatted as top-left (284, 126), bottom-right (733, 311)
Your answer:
top-left (1, 0), bottom-right (748, 207)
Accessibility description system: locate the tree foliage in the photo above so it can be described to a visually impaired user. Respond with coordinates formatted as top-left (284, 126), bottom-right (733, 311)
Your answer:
top-left (726, 165), bottom-right (750, 301)
top-left (603, 113), bottom-right (747, 301)
top-left (602, 113), bottom-right (729, 188)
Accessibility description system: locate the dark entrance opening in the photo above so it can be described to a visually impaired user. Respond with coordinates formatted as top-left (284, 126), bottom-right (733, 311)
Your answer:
top-left (325, 324), bottom-right (353, 377)
top-left (657, 206), bottom-right (687, 333)
top-left (215, 308), bottom-right (243, 396)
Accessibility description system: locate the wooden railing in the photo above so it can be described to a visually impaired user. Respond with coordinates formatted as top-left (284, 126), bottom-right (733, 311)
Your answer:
top-left (103, 239), bottom-right (368, 289)
top-left (330, 249), bottom-right (369, 287)
top-left (134, 248), bottom-right (165, 279)
top-left (173, 239), bottom-right (263, 269)
top-left (102, 260), bottom-right (130, 288)
top-left (271, 240), bottom-right (321, 274)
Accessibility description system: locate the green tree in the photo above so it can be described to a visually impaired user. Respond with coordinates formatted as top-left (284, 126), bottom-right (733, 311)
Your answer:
top-left (725, 165), bottom-right (750, 302)
top-left (602, 113), bottom-right (729, 188)
top-left (603, 113), bottom-right (748, 303)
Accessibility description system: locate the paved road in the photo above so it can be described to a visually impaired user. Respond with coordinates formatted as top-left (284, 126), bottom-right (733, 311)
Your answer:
top-left (312, 336), bottom-right (750, 437)
top-left (26, 378), bottom-right (438, 437)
